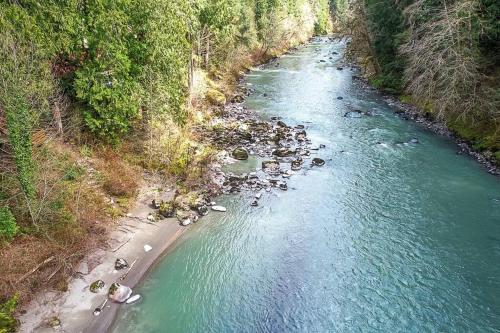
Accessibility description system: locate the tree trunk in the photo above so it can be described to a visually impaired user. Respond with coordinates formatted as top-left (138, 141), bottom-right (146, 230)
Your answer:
top-left (359, 1), bottom-right (381, 74)
top-left (188, 50), bottom-right (194, 106)
top-left (205, 38), bottom-right (210, 68)
top-left (53, 101), bottom-right (63, 135)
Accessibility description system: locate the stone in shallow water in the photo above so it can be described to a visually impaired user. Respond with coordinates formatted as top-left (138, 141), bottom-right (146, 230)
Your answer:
top-left (211, 205), bottom-right (227, 212)
top-left (409, 138), bottom-right (419, 144)
top-left (291, 158), bottom-right (303, 170)
top-left (232, 147), bottom-right (249, 160)
top-left (344, 111), bottom-right (363, 118)
top-left (108, 282), bottom-right (132, 303)
top-left (312, 158), bottom-right (325, 166)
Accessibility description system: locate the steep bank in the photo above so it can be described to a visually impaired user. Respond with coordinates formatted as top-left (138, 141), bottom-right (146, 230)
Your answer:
top-left (331, 0), bottom-right (500, 166)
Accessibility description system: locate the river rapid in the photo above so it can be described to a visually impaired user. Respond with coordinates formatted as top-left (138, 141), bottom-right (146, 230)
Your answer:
top-left (112, 38), bottom-right (500, 332)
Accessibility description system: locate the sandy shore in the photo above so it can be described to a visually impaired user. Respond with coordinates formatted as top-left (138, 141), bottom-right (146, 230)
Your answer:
top-left (18, 184), bottom-right (187, 333)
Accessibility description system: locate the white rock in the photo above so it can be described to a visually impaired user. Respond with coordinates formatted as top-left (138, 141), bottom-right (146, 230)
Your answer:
top-left (181, 219), bottom-right (192, 226)
top-left (211, 206), bottom-right (227, 212)
top-left (126, 294), bottom-right (141, 304)
top-left (108, 283), bottom-right (132, 303)
top-left (144, 244), bottom-right (152, 252)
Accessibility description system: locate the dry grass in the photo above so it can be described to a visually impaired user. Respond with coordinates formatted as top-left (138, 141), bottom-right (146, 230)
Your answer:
top-left (0, 140), bottom-right (135, 305)
top-left (0, 150), bottom-right (110, 304)
top-left (97, 149), bottom-right (140, 198)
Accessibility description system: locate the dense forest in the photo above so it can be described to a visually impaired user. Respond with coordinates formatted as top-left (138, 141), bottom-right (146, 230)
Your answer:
top-left (0, 0), bottom-right (498, 330)
top-left (0, 0), bottom-right (331, 330)
top-left (333, 0), bottom-right (499, 155)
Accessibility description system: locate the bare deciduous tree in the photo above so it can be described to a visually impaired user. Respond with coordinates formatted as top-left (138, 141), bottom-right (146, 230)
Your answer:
top-left (400, 0), bottom-right (498, 121)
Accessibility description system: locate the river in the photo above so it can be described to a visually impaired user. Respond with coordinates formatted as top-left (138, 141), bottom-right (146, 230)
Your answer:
top-left (112, 38), bottom-right (500, 332)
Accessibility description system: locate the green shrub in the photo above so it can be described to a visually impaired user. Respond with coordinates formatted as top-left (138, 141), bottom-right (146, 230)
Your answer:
top-left (0, 294), bottom-right (18, 333)
top-left (0, 207), bottom-right (18, 242)
top-left (0, 4), bottom-right (52, 199)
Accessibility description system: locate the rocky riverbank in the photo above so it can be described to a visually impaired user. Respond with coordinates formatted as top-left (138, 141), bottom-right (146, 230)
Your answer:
top-left (351, 75), bottom-right (500, 176)
top-left (198, 84), bottom-right (328, 204)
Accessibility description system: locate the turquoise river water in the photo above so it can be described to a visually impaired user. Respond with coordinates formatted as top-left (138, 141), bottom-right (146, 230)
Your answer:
top-left (112, 38), bottom-right (500, 332)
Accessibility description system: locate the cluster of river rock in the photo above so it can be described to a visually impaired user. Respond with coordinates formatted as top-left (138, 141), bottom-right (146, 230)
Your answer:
top-left (144, 85), bottom-right (328, 228)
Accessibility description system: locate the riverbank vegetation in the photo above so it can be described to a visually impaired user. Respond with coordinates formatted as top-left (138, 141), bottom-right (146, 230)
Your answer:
top-left (332, 0), bottom-right (499, 162)
top-left (0, 0), bottom-right (331, 328)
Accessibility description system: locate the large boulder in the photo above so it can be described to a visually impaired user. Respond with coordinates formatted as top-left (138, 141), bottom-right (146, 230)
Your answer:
top-left (197, 205), bottom-right (209, 216)
top-left (159, 201), bottom-right (175, 218)
top-left (90, 280), bottom-right (105, 293)
top-left (238, 130), bottom-right (253, 141)
top-left (232, 147), bottom-right (249, 160)
top-left (277, 120), bottom-right (287, 128)
top-left (108, 282), bottom-right (132, 303)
